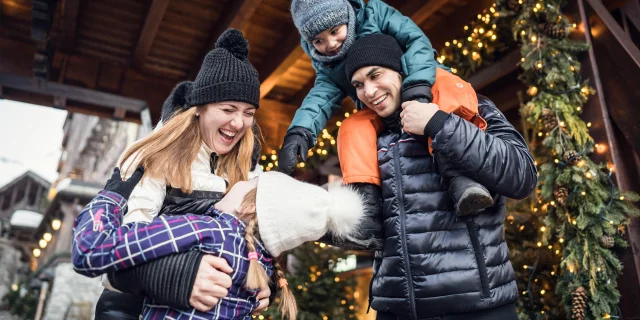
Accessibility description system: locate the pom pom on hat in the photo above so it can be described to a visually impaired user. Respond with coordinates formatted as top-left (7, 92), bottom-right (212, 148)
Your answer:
top-left (326, 184), bottom-right (364, 239)
top-left (161, 81), bottom-right (194, 122)
top-left (215, 29), bottom-right (249, 61)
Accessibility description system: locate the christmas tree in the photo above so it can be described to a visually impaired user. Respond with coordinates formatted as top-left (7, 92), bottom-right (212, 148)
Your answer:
top-left (496, 0), bottom-right (640, 319)
top-left (261, 242), bottom-right (358, 320)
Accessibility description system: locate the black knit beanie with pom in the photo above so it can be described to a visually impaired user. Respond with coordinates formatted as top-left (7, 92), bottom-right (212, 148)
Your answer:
top-left (161, 29), bottom-right (260, 121)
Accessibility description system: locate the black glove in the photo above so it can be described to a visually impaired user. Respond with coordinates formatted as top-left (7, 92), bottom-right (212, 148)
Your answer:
top-left (277, 127), bottom-right (314, 175)
top-left (104, 166), bottom-right (144, 200)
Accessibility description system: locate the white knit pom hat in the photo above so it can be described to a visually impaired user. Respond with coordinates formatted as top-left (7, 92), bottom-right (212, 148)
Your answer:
top-left (256, 172), bottom-right (364, 257)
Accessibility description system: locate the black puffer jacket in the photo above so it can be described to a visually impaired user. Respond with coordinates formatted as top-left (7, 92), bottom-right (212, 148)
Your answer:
top-left (370, 96), bottom-right (537, 319)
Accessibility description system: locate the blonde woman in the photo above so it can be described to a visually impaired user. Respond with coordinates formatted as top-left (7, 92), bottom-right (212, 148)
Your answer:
top-left (94, 29), bottom-right (271, 320)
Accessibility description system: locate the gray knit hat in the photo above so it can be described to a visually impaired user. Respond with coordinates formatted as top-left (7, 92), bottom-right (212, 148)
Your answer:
top-left (291, 0), bottom-right (357, 64)
top-left (291, 0), bottom-right (349, 42)
top-left (161, 29), bottom-right (260, 121)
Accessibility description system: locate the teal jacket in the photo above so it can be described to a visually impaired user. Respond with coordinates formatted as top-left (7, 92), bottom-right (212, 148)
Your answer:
top-left (289, 0), bottom-right (447, 141)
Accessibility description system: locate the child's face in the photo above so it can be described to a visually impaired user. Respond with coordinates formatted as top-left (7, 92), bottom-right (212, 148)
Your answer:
top-left (311, 24), bottom-right (348, 56)
top-left (214, 178), bottom-right (258, 214)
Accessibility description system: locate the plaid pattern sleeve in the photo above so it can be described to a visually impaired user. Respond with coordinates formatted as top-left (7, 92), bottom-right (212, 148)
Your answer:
top-left (72, 190), bottom-right (233, 277)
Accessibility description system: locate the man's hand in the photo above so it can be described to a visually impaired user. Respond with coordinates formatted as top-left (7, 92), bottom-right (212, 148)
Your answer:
top-left (400, 101), bottom-right (440, 136)
top-left (252, 285), bottom-right (271, 315)
top-left (189, 255), bottom-right (233, 312)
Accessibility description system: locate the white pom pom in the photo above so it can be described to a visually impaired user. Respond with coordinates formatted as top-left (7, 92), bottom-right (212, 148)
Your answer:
top-left (326, 184), bottom-right (364, 238)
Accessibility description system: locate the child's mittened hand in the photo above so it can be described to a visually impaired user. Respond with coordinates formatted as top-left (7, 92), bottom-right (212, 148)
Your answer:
top-left (400, 101), bottom-right (440, 136)
top-left (104, 166), bottom-right (145, 200)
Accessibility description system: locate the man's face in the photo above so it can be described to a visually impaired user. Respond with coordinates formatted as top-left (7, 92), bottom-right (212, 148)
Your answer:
top-left (350, 66), bottom-right (402, 118)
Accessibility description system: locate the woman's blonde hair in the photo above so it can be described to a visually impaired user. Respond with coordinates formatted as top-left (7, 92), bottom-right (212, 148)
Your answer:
top-left (240, 189), bottom-right (297, 320)
top-left (120, 106), bottom-right (258, 193)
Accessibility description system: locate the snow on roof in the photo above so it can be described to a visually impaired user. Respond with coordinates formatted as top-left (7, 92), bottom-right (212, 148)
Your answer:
top-left (10, 210), bottom-right (44, 229)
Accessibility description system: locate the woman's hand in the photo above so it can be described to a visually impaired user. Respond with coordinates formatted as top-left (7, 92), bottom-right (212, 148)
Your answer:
top-left (252, 285), bottom-right (271, 315)
top-left (189, 255), bottom-right (233, 312)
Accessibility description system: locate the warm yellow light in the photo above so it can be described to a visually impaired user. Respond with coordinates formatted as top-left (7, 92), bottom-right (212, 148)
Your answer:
top-left (467, 36), bottom-right (473, 41)
top-left (581, 191), bottom-right (586, 196)
top-left (445, 41), bottom-right (450, 47)
top-left (267, 163), bottom-right (274, 168)
top-left (43, 233), bottom-right (52, 242)
top-left (536, 61), bottom-right (543, 69)
top-left (531, 35), bottom-right (537, 42)
top-left (52, 219), bottom-right (62, 231)
top-left (478, 43), bottom-right (483, 48)
top-left (576, 106), bottom-right (581, 111)
top-left (519, 225), bottom-right (525, 231)
top-left (335, 277), bottom-right (340, 282)
top-left (540, 289), bottom-right (546, 295)
top-left (559, 238), bottom-right (564, 243)
top-left (538, 132), bottom-right (543, 137)
top-left (299, 162), bottom-right (305, 168)
top-left (537, 242), bottom-right (542, 247)
top-left (336, 121), bottom-right (342, 127)
top-left (464, 25), bottom-right (469, 30)
top-left (620, 196), bottom-right (625, 200)
top-left (536, 3), bottom-right (542, 9)
top-left (572, 220), bottom-right (577, 225)
top-left (33, 248), bottom-right (41, 257)
top-left (540, 226), bottom-right (546, 232)
top-left (319, 243), bottom-right (326, 248)
top-left (554, 159), bottom-right (559, 164)
top-left (548, 245), bottom-right (552, 249)
top-left (585, 172), bottom-right (593, 179)
top-left (521, 57), bottom-right (526, 62)
top-left (528, 86), bottom-right (538, 96)
top-left (597, 267), bottom-right (602, 272)
top-left (492, 24), bottom-right (497, 29)
top-left (39, 239), bottom-right (47, 249)
top-left (479, 28), bottom-right (485, 34)
top-left (587, 122), bottom-right (592, 127)
top-left (595, 143), bottom-right (607, 154)
top-left (457, 43), bottom-right (462, 48)
top-left (463, 49), bottom-right (469, 55)
top-left (570, 66), bottom-right (575, 71)
top-left (521, 30), bottom-right (526, 36)
top-left (451, 68), bottom-right (458, 74)
top-left (555, 250), bottom-right (560, 255)
top-left (271, 154), bottom-right (277, 161)
top-left (559, 121), bottom-right (565, 127)
top-left (551, 271), bottom-right (555, 275)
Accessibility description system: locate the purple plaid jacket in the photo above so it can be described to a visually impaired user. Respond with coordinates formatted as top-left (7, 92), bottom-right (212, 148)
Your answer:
top-left (72, 190), bottom-right (274, 319)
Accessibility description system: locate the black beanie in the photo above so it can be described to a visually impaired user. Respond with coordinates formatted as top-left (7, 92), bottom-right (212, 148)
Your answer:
top-left (161, 29), bottom-right (260, 122)
top-left (344, 34), bottom-right (404, 81)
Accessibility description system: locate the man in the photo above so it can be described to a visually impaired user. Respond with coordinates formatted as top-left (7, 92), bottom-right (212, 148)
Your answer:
top-left (342, 34), bottom-right (538, 319)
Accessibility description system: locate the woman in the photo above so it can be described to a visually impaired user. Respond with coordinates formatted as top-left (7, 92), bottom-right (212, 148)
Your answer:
top-left (94, 29), bottom-right (272, 319)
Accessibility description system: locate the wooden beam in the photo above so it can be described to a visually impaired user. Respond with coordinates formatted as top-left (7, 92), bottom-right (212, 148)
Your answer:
top-left (188, 0), bottom-right (263, 78)
top-left (401, 0), bottom-right (454, 26)
top-left (468, 50), bottom-right (521, 91)
top-left (0, 72), bottom-right (148, 113)
top-left (585, 0), bottom-right (640, 68)
top-left (59, 0), bottom-right (81, 51)
top-left (133, 0), bottom-right (170, 69)
top-left (258, 31), bottom-right (305, 99)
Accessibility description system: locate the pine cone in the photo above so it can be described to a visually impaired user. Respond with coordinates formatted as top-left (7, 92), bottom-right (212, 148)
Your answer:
top-left (541, 108), bottom-right (557, 131)
top-left (600, 235), bottom-right (615, 248)
top-left (571, 286), bottom-right (587, 320)
top-left (507, 0), bottom-right (521, 11)
top-left (544, 22), bottom-right (568, 39)
top-left (564, 150), bottom-right (581, 165)
top-left (554, 187), bottom-right (569, 206)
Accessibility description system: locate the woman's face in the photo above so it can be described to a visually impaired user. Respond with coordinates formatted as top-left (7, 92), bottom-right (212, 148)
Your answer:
top-left (198, 101), bottom-right (256, 155)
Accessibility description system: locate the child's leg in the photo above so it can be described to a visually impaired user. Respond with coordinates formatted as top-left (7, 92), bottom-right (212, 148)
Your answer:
top-left (337, 108), bottom-right (383, 186)
top-left (432, 68), bottom-right (492, 215)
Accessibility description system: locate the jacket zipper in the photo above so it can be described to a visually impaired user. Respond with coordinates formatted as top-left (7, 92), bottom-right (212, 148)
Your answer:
top-left (466, 219), bottom-right (491, 298)
top-left (393, 143), bottom-right (418, 320)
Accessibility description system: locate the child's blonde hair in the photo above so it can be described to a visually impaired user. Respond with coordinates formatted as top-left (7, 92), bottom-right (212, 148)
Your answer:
top-left (238, 188), bottom-right (297, 320)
